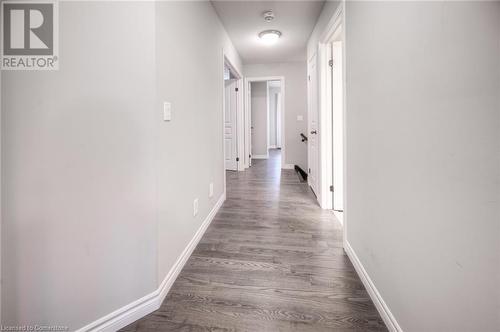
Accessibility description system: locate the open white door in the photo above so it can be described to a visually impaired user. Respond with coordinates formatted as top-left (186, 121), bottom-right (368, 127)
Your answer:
top-left (308, 54), bottom-right (319, 195)
top-left (225, 80), bottom-right (238, 171)
top-left (247, 83), bottom-right (252, 167)
top-left (332, 41), bottom-right (344, 212)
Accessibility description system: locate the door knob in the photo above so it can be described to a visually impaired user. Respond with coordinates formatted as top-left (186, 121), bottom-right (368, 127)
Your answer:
top-left (310, 130), bottom-right (317, 134)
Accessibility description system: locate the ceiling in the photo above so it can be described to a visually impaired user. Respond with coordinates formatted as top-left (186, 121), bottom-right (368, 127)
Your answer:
top-left (212, 1), bottom-right (325, 64)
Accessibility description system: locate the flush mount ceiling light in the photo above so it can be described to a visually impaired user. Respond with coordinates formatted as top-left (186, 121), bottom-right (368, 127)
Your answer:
top-left (258, 30), bottom-right (282, 45)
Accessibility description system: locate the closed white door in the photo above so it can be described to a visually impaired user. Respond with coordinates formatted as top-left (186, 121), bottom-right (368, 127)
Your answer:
top-left (308, 54), bottom-right (319, 195)
top-left (225, 80), bottom-right (238, 171)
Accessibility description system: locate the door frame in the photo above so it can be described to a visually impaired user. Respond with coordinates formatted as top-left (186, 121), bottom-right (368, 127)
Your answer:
top-left (317, 3), bottom-right (346, 219)
top-left (244, 76), bottom-right (286, 168)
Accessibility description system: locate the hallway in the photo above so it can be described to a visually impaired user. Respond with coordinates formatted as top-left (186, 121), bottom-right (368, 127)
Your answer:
top-left (122, 150), bottom-right (386, 331)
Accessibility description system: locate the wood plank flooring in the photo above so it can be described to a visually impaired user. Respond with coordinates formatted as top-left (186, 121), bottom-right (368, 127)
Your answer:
top-left (121, 149), bottom-right (387, 331)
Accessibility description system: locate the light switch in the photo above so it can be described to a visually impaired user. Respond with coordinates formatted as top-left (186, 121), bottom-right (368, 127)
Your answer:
top-left (163, 102), bottom-right (172, 121)
top-left (297, 115), bottom-right (303, 121)
top-left (193, 198), bottom-right (199, 216)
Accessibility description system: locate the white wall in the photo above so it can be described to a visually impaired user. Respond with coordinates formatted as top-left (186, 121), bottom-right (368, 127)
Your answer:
top-left (244, 62), bottom-right (308, 170)
top-left (345, 2), bottom-right (500, 331)
top-left (250, 82), bottom-right (268, 157)
top-left (155, 0), bottom-right (241, 282)
top-left (2, 2), bottom-right (157, 327)
top-left (1, 1), bottom-right (241, 329)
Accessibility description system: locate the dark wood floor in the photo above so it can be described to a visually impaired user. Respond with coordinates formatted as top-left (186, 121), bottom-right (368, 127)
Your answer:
top-left (122, 149), bottom-right (387, 331)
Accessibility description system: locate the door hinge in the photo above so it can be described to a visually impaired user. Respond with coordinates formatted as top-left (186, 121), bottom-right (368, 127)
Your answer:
top-left (329, 59), bottom-right (333, 67)
top-left (236, 157), bottom-right (240, 162)
top-left (308, 168), bottom-right (311, 174)
top-left (235, 87), bottom-right (239, 92)
top-left (330, 185), bottom-right (334, 192)
top-left (249, 154), bottom-right (252, 158)
top-left (308, 75), bottom-right (311, 81)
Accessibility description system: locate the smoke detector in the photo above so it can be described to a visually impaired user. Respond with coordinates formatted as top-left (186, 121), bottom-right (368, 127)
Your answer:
top-left (263, 10), bottom-right (275, 22)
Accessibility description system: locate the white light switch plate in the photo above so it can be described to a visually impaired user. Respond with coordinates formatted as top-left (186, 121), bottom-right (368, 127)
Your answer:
top-left (163, 102), bottom-right (172, 121)
top-left (193, 198), bottom-right (199, 216)
top-left (297, 115), bottom-right (303, 121)
top-left (209, 183), bottom-right (214, 198)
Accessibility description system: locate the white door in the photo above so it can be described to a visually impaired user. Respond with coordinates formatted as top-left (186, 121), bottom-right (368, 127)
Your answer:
top-left (308, 54), bottom-right (319, 195)
top-left (332, 42), bottom-right (344, 211)
top-left (225, 80), bottom-right (238, 171)
top-left (248, 83), bottom-right (252, 167)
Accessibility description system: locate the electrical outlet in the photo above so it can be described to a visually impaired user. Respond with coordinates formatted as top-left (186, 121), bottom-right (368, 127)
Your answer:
top-left (193, 198), bottom-right (199, 216)
top-left (209, 183), bottom-right (214, 198)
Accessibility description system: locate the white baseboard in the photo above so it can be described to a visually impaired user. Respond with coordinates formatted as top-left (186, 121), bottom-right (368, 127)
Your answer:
top-left (344, 240), bottom-right (403, 332)
top-left (268, 145), bottom-right (277, 149)
top-left (77, 193), bottom-right (226, 332)
top-left (282, 163), bottom-right (294, 169)
top-left (252, 154), bottom-right (268, 159)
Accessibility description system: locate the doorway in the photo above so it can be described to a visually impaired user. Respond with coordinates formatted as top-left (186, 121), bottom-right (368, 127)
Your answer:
top-left (317, 6), bottom-right (345, 224)
top-left (250, 81), bottom-right (268, 160)
top-left (223, 59), bottom-right (243, 172)
top-left (267, 80), bottom-right (282, 151)
top-left (244, 76), bottom-right (286, 169)
top-left (330, 39), bottom-right (344, 221)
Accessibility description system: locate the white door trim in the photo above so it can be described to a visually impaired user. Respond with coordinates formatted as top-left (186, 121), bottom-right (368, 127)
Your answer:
top-left (244, 76), bottom-right (286, 168)
top-left (244, 82), bottom-right (251, 168)
top-left (236, 78), bottom-right (244, 171)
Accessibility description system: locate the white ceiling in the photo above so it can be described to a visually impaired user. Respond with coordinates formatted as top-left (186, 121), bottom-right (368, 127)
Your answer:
top-left (212, 1), bottom-right (325, 64)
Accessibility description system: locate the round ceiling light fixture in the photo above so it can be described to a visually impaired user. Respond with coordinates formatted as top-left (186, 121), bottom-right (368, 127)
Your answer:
top-left (258, 30), bottom-right (282, 45)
